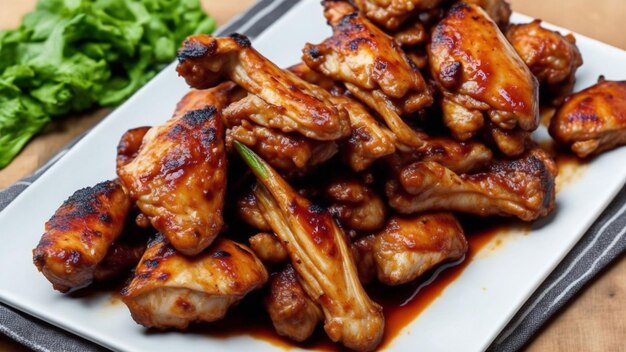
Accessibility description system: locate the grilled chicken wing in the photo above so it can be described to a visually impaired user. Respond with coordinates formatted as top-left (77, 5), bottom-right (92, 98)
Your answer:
top-left (387, 148), bottom-right (557, 221)
top-left (235, 142), bottom-right (384, 352)
top-left (353, 213), bottom-right (467, 285)
top-left (507, 20), bottom-right (583, 105)
top-left (117, 89), bottom-right (227, 256)
top-left (265, 265), bottom-right (324, 342)
top-left (287, 63), bottom-right (397, 171)
top-left (386, 137), bottom-right (493, 174)
top-left (122, 235), bottom-right (268, 329)
top-left (176, 34), bottom-right (351, 141)
top-left (549, 78), bottom-right (626, 158)
top-left (304, 2), bottom-right (431, 105)
top-left (324, 176), bottom-right (387, 233)
top-left (249, 232), bottom-right (289, 264)
top-left (429, 3), bottom-right (539, 155)
top-left (33, 180), bottom-right (131, 292)
top-left (332, 95), bottom-right (397, 171)
top-left (352, 0), bottom-right (443, 30)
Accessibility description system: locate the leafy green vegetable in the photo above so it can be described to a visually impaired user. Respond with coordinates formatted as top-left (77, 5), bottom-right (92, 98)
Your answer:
top-left (0, 0), bottom-right (216, 168)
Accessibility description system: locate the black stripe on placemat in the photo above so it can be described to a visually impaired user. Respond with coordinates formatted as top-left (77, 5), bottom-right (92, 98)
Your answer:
top-left (214, 0), bottom-right (274, 35)
top-left (0, 0), bottom-right (301, 351)
top-left (241, 0), bottom-right (302, 38)
top-left (488, 183), bottom-right (626, 351)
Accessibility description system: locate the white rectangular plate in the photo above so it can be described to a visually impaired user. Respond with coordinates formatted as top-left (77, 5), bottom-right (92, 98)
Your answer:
top-left (1, 1), bottom-right (625, 351)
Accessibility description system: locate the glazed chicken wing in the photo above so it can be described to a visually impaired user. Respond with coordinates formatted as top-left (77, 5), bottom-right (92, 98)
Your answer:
top-left (386, 137), bottom-right (493, 174)
top-left (429, 3), bottom-right (539, 155)
top-left (549, 78), bottom-right (626, 158)
top-left (249, 232), bottom-right (289, 264)
top-left (287, 63), bottom-right (398, 171)
top-left (226, 120), bottom-right (338, 174)
top-left (387, 148), bottom-right (557, 221)
top-left (117, 88), bottom-right (227, 256)
top-left (352, 0), bottom-right (443, 30)
top-left (507, 20), bottom-right (583, 105)
top-left (122, 235), bottom-right (268, 329)
top-left (303, 2), bottom-right (432, 113)
top-left (324, 176), bottom-right (387, 233)
top-left (332, 95), bottom-right (397, 171)
top-left (176, 34), bottom-right (351, 141)
top-left (235, 142), bottom-right (384, 352)
top-left (33, 180), bottom-right (131, 292)
top-left (352, 213), bottom-right (467, 285)
top-left (265, 265), bottom-right (324, 342)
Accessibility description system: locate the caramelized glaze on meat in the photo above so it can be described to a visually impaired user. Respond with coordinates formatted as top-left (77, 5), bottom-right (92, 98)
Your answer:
top-left (303, 2), bottom-right (432, 109)
top-left (324, 176), bottom-right (387, 233)
top-left (353, 213), bottom-right (467, 285)
top-left (176, 34), bottom-right (351, 141)
top-left (122, 235), bottom-right (268, 329)
top-left (549, 78), bottom-right (626, 157)
top-left (464, 0), bottom-right (511, 29)
top-left (249, 232), bottom-right (289, 264)
top-left (429, 3), bottom-right (539, 155)
top-left (235, 143), bottom-right (384, 352)
top-left (33, 180), bottom-right (131, 292)
top-left (265, 265), bottom-right (324, 342)
top-left (352, 0), bottom-right (444, 30)
top-left (387, 148), bottom-right (557, 221)
top-left (507, 20), bottom-right (583, 105)
top-left (386, 137), bottom-right (493, 174)
top-left (117, 88), bottom-right (227, 256)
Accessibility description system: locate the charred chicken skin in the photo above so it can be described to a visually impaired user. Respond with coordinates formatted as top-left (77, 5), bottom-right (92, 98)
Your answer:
top-left (33, 180), bottom-right (131, 292)
top-left (429, 3), bottom-right (539, 155)
top-left (235, 142), bottom-right (384, 352)
top-left (122, 235), bottom-right (268, 330)
top-left (550, 78), bottom-right (626, 158)
top-left (506, 20), bottom-right (583, 105)
top-left (176, 34), bottom-right (351, 141)
top-left (117, 88), bottom-right (227, 256)
top-left (387, 148), bottom-right (557, 221)
top-left (353, 213), bottom-right (467, 285)
top-left (265, 265), bottom-right (324, 342)
top-left (303, 1), bottom-right (432, 148)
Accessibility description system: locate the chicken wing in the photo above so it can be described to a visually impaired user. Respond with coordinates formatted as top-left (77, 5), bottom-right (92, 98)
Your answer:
top-left (176, 34), bottom-right (351, 141)
top-left (324, 176), bottom-right (387, 233)
top-left (332, 95), bottom-right (397, 171)
top-left (352, 213), bottom-right (467, 285)
top-left (234, 142), bottom-right (384, 352)
top-left (387, 148), bottom-right (557, 221)
top-left (351, 0), bottom-right (443, 30)
top-left (33, 180), bottom-right (131, 292)
top-left (249, 232), bottom-right (289, 264)
top-left (93, 239), bottom-right (147, 282)
top-left (286, 63), bottom-right (397, 171)
top-left (265, 265), bottom-right (324, 342)
top-left (549, 78), bottom-right (626, 158)
top-left (386, 137), bottom-right (493, 174)
top-left (303, 2), bottom-right (432, 110)
top-left (117, 88), bottom-right (227, 256)
top-left (506, 20), bottom-right (583, 105)
top-left (226, 120), bottom-right (338, 174)
top-left (429, 3), bottom-right (539, 155)
top-left (122, 235), bottom-right (268, 329)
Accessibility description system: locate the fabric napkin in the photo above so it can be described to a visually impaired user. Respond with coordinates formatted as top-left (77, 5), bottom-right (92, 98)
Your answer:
top-left (1, 0), bottom-right (625, 351)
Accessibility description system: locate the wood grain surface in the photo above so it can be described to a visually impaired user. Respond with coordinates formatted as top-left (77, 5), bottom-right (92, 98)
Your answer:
top-left (0, 0), bottom-right (624, 351)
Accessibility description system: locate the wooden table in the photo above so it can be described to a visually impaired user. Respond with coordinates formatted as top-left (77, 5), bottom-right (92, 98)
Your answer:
top-left (0, 0), bottom-right (624, 350)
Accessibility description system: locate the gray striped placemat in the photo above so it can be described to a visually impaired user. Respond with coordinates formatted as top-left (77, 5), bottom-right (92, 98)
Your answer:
top-left (1, 1), bottom-right (625, 350)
